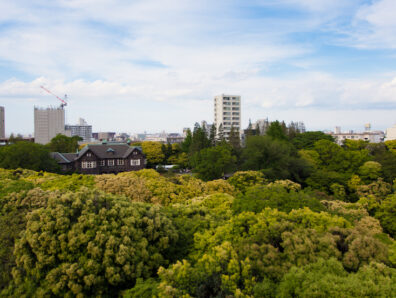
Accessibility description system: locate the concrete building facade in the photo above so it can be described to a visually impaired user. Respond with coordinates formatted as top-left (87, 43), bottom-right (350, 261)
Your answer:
top-left (385, 124), bottom-right (396, 141)
top-left (34, 107), bottom-right (66, 144)
top-left (327, 124), bottom-right (385, 145)
top-left (214, 94), bottom-right (241, 140)
top-left (65, 118), bottom-right (92, 142)
top-left (0, 106), bottom-right (4, 139)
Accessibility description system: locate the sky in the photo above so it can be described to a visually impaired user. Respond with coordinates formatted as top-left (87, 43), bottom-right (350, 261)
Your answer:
top-left (0, 0), bottom-right (396, 135)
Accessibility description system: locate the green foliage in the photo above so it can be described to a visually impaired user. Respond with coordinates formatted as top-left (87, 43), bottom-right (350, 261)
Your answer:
top-left (7, 188), bottom-right (178, 297)
top-left (375, 194), bottom-right (396, 238)
top-left (232, 185), bottom-right (325, 214)
top-left (313, 140), bottom-right (370, 173)
top-left (228, 170), bottom-right (267, 193)
top-left (358, 161), bottom-right (382, 183)
top-left (189, 123), bottom-right (210, 156)
top-left (0, 188), bottom-right (51, 290)
top-left (122, 278), bottom-right (160, 298)
top-left (278, 258), bottom-right (396, 297)
top-left (0, 142), bottom-right (59, 172)
top-left (47, 134), bottom-right (82, 153)
top-left (292, 131), bottom-right (335, 150)
top-left (180, 129), bottom-right (192, 153)
top-left (266, 120), bottom-right (288, 141)
top-left (367, 143), bottom-right (396, 182)
top-left (191, 144), bottom-right (236, 181)
top-left (242, 136), bottom-right (311, 182)
top-left (141, 141), bottom-right (165, 166)
top-left (158, 208), bottom-right (356, 296)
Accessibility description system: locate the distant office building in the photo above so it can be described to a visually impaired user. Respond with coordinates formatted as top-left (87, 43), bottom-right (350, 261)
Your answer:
top-left (34, 107), bottom-right (66, 144)
top-left (65, 118), bottom-right (92, 142)
top-left (385, 124), bottom-right (396, 141)
top-left (93, 132), bottom-right (116, 141)
top-left (327, 124), bottom-right (385, 145)
top-left (0, 106), bottom-right (4, 139)
top-left (167, 133), bottom-right (185, 144)
top-left (145, 132), bottom-right (168, 143)
top-left (214, 94), bottom-right (241, 140)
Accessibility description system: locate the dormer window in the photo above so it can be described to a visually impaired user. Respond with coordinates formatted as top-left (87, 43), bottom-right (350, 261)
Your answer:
top-left (107, 148), bottom-right (115, 155)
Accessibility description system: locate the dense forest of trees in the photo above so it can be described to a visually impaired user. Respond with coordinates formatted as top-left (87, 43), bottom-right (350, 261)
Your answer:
top-left (0, 122), bottom-right (395, 296)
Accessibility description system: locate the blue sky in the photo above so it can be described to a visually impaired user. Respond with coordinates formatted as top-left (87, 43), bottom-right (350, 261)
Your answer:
top-left (0, 0), bottom-right (395, 135)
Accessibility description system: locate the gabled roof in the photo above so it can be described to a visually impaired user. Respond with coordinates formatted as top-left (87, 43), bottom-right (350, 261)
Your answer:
top-left (51, 143), bottom-right (143, 163)
top-left (50, 152), bottom-right (78, 164)
top-left (75, 143), bottom-right (143, 160)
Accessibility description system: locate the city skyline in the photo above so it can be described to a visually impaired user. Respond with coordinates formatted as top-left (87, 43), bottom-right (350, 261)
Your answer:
top-left (1, 0), bottom-right (396, 135)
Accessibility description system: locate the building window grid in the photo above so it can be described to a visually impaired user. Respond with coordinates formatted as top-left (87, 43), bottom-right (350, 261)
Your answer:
top-left (131, 159), bottom-right (140, 166)
top-left (82, 161), bottom-right (96, 169)
top-left (117, 159), bottom-right (124, 166)
top-left (108, 159), bottom-right (115, 166)
top-left (99, 160), bottom-right (105, 166)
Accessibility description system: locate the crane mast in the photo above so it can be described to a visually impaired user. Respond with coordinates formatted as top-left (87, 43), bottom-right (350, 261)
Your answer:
top-left (40, 86), bottom-right (68, 109)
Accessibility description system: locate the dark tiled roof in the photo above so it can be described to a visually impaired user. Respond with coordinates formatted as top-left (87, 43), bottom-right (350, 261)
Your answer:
top-left (76, 143), bottom-right (142, 160)
top-left (50, 152), bottom-right (78, 164)
top-left (52, 143), bottom-right (143, 163)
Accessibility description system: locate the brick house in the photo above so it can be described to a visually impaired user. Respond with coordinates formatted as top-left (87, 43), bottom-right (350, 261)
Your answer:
top-left (51, 143), bottom-right (146, 174)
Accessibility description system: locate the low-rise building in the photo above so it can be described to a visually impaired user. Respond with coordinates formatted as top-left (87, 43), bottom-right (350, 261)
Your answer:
top-left (65, 118), bottom-right (92, 142)
top-left (51, 143), bottom-right (146, 174)
top-left (166, 133), bottom-right (185, 144)
top-left (327, 124), bottom-right (385, 145)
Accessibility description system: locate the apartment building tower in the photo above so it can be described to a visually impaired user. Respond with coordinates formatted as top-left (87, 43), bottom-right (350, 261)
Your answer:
top-left (214, 94), bottom-right (241, 140)
top-left (0, 106), bottom-right (4, 139)
top-left (65, 118), bottom-right (92, 142)
top-left (34, 107), bottom-right (66, 144)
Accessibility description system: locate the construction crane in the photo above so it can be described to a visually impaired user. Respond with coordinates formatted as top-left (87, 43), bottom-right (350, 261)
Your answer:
top-left (40, 86), bottom-right (68, 109)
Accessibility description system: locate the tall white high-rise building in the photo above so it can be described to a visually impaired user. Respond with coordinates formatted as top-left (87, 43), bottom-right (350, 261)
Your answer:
top-left (0, 106), bottom-right (4, 139)
top-left (214, 94), bottom-right (241, 140)
top-left (34, 107), bottom-right (66, 144)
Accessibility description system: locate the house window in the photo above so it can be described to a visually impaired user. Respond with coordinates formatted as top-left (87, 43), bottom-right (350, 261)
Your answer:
top-left (133, 151), bottom-right (138, 155)
top-left (82, 161), bottom-right (96, 169)
top-left (86, 152), bottom-right (92, 157)
top-left (108, 159), bottom-right (115, 166)
top-left (131, 159), bottom-right (140, 166)
top-left (99, 160), bottom-right (105, 166)
top-left (117, 159), bottom-right (124, 166)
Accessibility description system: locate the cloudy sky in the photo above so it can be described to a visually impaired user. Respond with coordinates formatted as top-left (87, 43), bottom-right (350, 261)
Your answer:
top-left (1, 0), bottom-right (396, 135)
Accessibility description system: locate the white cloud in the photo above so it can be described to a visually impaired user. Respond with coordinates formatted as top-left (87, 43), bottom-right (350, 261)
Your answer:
top-left (0, 0), bottom-right (395, 135)
top-left (347, 0), bottom-right (396, 48)
top-left (1, 73), bottom-right (395, 134)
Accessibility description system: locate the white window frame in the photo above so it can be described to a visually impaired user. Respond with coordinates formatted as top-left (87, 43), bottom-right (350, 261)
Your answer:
top-left (99, 160), bottom-right (105, 166)
top-left (82, 161), bottom-right (96, 169)
top-left (108, 159), bottom-right (115, 166)
top-left (131, 159), bottom-right (140, 166)
top-left (117, 159), bottom-right (124, 166)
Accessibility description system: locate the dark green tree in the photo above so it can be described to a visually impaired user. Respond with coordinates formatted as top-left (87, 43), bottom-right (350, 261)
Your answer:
top-left (0, 142), bottom-right (59, 172)
top-left (292, 131), bottom-right (335, 150)
top-left (180, 129), bottom-right (192, 153)
top-left (47, 134), bottom-right (82, 153)
top-left (189, 123), bottom-right (210, 155)
top-left (228, 125), bottom-right (240, 150)
top-left (266, 121), bottom-right (288, 141)
top-left (241, 136), bottom-right (311, 182)
top-left (190, 144), bottom-right (236, 181)
top-left (209, 125), bottom-right (216, 147)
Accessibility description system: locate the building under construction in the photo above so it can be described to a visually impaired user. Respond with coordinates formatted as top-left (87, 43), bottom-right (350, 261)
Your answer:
top-left (34, 106), bottom-right (68, 144)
